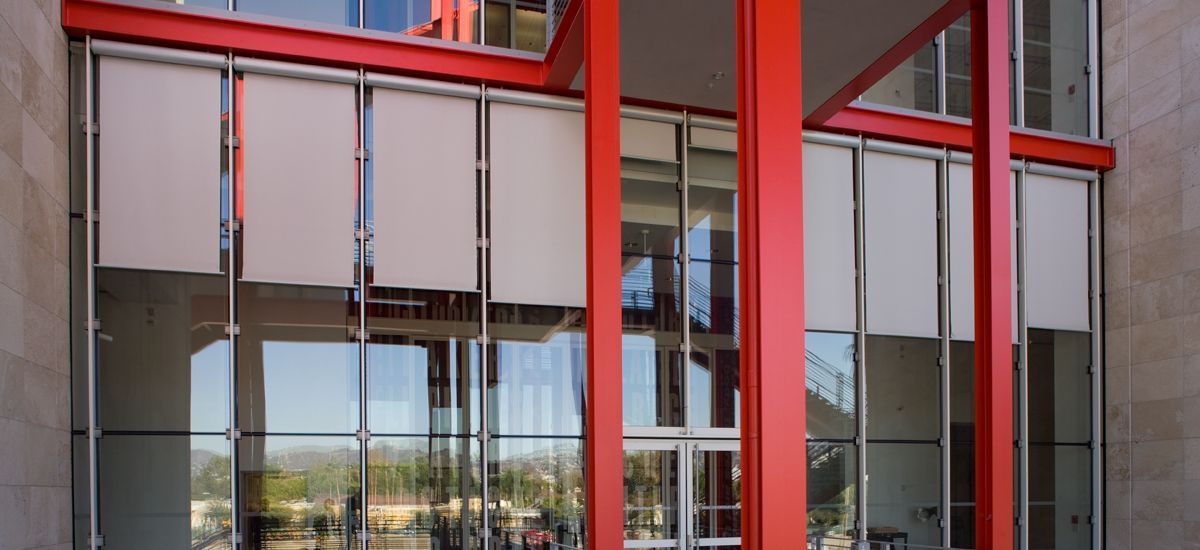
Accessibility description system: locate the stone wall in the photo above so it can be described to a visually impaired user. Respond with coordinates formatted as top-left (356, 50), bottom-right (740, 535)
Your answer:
top-left (1101, 0), bottom-right (1200, 548)
top-left (0, 1), bottom-right (72, 549)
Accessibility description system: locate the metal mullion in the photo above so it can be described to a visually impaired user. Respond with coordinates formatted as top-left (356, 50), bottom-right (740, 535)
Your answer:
top-left (853, 138), bottom-right (867, 534)
top-left (356, 68), bottom-right (369, 549)
top-left (478, 84), bottom-right (491, 550)
top-left (1088, 179), bottom-right (1102, 549)
top-left (1013, 0), bottom-right (1026, 127)
top-left (478, 0), bottom-right (486, 45)
top-left (935, 32), bottom-right (947, 115)
top-left (680, 114), bottom-right (691, 435)
top-left (1086, 0), bottom-right (1099, 138)
top-left (225, 55), bottom-right (240, 550)
top-left (84, 35), bottom-right (100, 550)
top-left (358, 0), bottom-right (364, 28)
top-left (678, 442), bottom-right (688, 550)
top-left (937, 152), bottom-right (951, 547)
top-left (1016, 166), bottom-right (1030, 550)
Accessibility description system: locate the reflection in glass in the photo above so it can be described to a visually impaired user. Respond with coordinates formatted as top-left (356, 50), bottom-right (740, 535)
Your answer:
top-left (73, 435), bottom-right (91, 550)
top-left (623, 450), bottom-right (680, 540)
top-left (807, 442), bottom-right (856, 540)
top-left (365, 0), bottom-right (433, 34)
top-left (806, 332), bottom-right (857, 439)
top-left (689, 259), bottom-right (739, 429)
top-left (153, 0), bottom-right (227, 8)
top-left (692, 449), bottom-right (741, 540)
top-left (488, 438), bottom-right (585, 548)
top-left (235, 0), bottom-right (357, 27)
top-left (97, 269), bottom-right (229, 433)
top-left (945, 15), bottom-right (972, 119)
top-left (367, 436), bottom-right (481, 549)
top-left (1023, 0), bottom-right (1089, 135)
top-left (686, 150), bottom-right (737, 264)
top-left (483, 0), bottom-right (548, 52)
top-left (1029, 444), bottom-right (1090, 550)
top-left (861, 41), bottom-right (937, 113)
top-left (367, 288), bottom-right (480, 435)
top-left (239, 436), bottom-right (360, 549)
top-left (865, 336), bottom-right (940, 440)
top-left (489, 304), bottom-right (586, 437)
top-left (866, 443), bottom-right (941, 547)
top-left (1027, 330), bottom-right (1090, 444)
top-left (237, 283), bottom-right (359, 434)
top-left (99, 435), bottom-right (231, 548)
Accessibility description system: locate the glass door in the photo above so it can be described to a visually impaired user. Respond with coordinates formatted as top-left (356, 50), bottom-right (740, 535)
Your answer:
top-left (624, 440), bottom-right (741, 549)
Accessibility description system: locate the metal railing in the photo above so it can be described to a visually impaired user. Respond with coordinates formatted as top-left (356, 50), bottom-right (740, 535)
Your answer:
top-left (808, 536), bottom-right (972, 550)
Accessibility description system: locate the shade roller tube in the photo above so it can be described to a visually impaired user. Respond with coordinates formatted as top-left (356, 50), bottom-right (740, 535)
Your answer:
top-left (240, 72), bottom-right (356, 287)
top-left (863, 151), bottom-right (938, 337)
top-left (621, 117), bottom-right (677, 162)
top-left (371, 87), bottom-right (478, 292)
top-left (364, 73), bottom-right (481, 98)
top-left (1026, 173), bottom-right (1090, 331)
top-left (488, 101), bottom-right (585, 307)
top-left (947, 164), bottom-right (1019, 342)
top-left (803, 143), bottom-right (857, 332)
top-left (689, 126), bottom-right (736, 151)
top-left (91, 39), bottom-right (226, 69)
top-left (96, 55), bottom-right (222, 274)
top-left (485, 88), bottom-right (584, 112)
top-left (234, 57), bottom-right (358, 84)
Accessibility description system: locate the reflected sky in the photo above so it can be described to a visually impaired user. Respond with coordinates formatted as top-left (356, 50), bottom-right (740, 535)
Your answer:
top-left (191, 340), bottom-right (230, 433)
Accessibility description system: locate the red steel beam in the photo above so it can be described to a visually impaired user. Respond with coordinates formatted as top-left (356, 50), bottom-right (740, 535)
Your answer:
top-left (971, 0), bottom-right (1014, 548)
top-left (821, 103), bottom-right (1116, 170)
top-left (582, 0), bottom-right (623, 548)
top-left (736, 0), bottom-right (806, 548)
top-left (542, 0), bottom-right (584, 89)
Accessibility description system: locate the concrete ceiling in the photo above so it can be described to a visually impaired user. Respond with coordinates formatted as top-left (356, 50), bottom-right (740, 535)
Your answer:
top-left (570, 0), bottom-right (955, 118)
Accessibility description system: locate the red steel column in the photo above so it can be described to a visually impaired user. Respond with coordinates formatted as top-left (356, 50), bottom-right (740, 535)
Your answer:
top-left (971, 0), bottom-right (1014, 548)
top-left (583, 0), bottom-right (622, 548)
top-left (736, 0), bottom-right (805, 548)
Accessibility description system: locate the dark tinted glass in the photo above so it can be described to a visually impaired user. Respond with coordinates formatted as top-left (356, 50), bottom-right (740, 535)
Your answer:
top-left (866, 443), bottom-right (941, 547)
top-left (862, 41), bottom-right (937, 113)
top-left (1027, 329), bottom-right (1090, 444)
top-left (865, 336), bottom-right (940, 440)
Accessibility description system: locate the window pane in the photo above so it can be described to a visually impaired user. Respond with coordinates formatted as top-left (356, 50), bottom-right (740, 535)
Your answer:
top-left (1023, 0), bottom-right (1089, 135)
top-left (73, 435), bottom-right (90, 550)
top-left (367, 436), bottom-right (481, 549)
top-left (97, 269), bottom-right (229, 433)
top-left (152, 0), bottom-right (227, 9)
top-left (99, 435), bottom-right (231, 548)
top-left (483, 0), bottom-right (548, 52)
top-left (623, 449), bottom-right (681, 540)
top-left (237, 283), bottom-right (359, 434)
top-left (807, 442), bottom-right (856, 540)
top-left (945, 15), bottom-right (972, 119)
top-left (488, 437), bottom-right (585, 548)
top-left (238, 435), bottom-right (360, 549)
top-left (364, 0), bottom-right (434, 34)
top-left (367, 288), bottom-right (481, 435)
top-left (686, 151), bottom-right (737, 264)
top-left (489, 304), bottom-right (586, 436)
top-left (1028, 330), bottom-right (1090, 444)
top-left (692, 449), bottom-right (740, 539)
top-left (806, 332), bottom-right (857, 439)
top-left (866, 443), bottom-right (941, 547)
top-left (235, 0), bottom-right (357, 26)
top-left (1028, 445), bottom-right (1091, 550)
top-left (861, 42), bottom-right (937, 113)
top-left (865, 336), bottom-right (940, 440)
top-left (689, 262), bottom-right (739, 429)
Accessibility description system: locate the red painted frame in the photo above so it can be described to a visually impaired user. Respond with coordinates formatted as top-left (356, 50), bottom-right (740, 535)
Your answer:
top-left (736, 0), bottom-right (806, 548)
top-left (971, 1), bottom-right (1014, 548)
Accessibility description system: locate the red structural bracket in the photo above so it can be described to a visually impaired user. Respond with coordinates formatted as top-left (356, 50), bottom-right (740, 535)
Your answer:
top-left (542, 0), bottom-right (584, 89)
top-left (736, 0), bottom-right (807, 548)
top-left (582, 0), bottom-right (624, 549)
top-left (821, 103), bottom-right (1116, 170)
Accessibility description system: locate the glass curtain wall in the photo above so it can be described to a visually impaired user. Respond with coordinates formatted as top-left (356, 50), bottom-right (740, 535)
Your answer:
top-left (860, 0), bottom-right (1093, 137)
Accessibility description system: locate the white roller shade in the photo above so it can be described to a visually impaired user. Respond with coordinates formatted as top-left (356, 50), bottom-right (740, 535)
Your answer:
top-left (97, 56), bottom-right (222, 273)
top-left (947, 164), bottom-right (1019, 342)
top-left (1026, 173), bottom-right (1090, 331)
top-left (803, 143), bottom-right (856, 332)
top-left (864, 151), bottom-right (938, 337)
top-left (689, 126), bottom-right (736, 151)
top-left (621, 118), bottom-right (676, 162)
top-left (241, 72), bottom-right (356, 287)
top-left (371, 88), bottom-right (478, 291)
top-left (489, 102), bottom-right (586, 307)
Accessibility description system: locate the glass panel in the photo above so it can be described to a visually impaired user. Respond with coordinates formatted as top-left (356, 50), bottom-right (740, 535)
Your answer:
top-left (153, 0), bottom-right (228, 8)
top-left (689, 260), bottom-right (739, 428)
top-left (864, 336), bottom-right (940, 440)
top-left (364, 0), bottom-right (434, 35)
top-left (945, 15), bottom-right (972, 119)
top-left (99, 435), bottom-right (231, 548)
top-left (1023, 0), bottom-right (1089, 135)
top-left (73, 435), bottom-right (91, 550)
top-left (487, 437), bottom-right (585, 548)
top-left (96, 269), bottom-right (229, 433)
top-left (807, 442), bottom-right (856, 540)
top-left (623, 449), bottom-right (680, 540)
top-left (367, 288), bottom-right (481, 436)
top-left (237, 282), bottom-right (359, 434)
top-left (692, 449), bottom-right (741, 540)
top-left (489, 304), bottom-right (586, 436)
top-left (806, 332), bottom-right (857, 439)
top-left (71, 217), bottom-right (88, 431)
top-left (235, 0), bottom-right (357, 26)
top-left (622, 155), bottom-right (684, 428)
top-left (861, 41), bottom-right (937, 113)
top-left (239, 435), bottom-right (360, 549)
top-left (686, 150), bottom-right (737, 264)
top-left (1027, 330), bottom-right (1090, 444)
top-left (1028, 445), bottom-right (1090, 550)
top-left (367, 436), bottom-right (481, 549)
top-left (865, 443), bottom-right (941, 547)
top-left (483, 0), bottom-right (548, 52)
